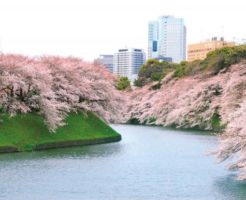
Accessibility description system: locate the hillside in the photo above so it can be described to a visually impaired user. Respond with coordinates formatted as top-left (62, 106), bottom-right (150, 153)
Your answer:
top-left (0, 54), bottom-right (123, 152)
top-left (0, 112), bottom-right (121, 152)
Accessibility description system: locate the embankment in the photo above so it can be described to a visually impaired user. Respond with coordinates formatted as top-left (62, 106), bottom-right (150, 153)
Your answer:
top-left (0, 112), bottom-right (121, 153)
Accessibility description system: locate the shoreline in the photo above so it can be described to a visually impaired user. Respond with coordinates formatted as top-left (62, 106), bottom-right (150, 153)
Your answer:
top-left (0, 112), bottom-right (122, 154)
top-left (0, 135), bottom-right (121, 153)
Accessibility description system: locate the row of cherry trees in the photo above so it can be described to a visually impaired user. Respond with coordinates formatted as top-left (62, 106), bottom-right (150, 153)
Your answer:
top-left (1, 53), bottom-right (246, 180)
top-left (0, 54), bottom-right (123, 132)
top-left (124, 61), bottom-right (246, 180)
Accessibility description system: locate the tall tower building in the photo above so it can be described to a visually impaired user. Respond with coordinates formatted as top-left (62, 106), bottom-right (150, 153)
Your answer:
top-left (113, 48), bottom-right (146, 81)
top-left (148, 15), bottom-right (186, 63)
top-left (148, 21), bottom-right (159, 59)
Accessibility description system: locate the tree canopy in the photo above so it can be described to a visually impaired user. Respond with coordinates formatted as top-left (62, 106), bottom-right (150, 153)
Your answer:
top-left (0, 54), bottom-right (123, 132)
top-left (116, 76), bottom-right (130, 90)
top-left (134, 59), bottom-right (175, 86)
top-left (135, 45), bottom-right (246, 87)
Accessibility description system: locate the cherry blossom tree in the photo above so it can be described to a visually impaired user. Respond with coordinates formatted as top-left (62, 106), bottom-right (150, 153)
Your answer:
top-left (0, 54), bottom-right (124, 132)
top-left (124, 60), bottom-right (246, 180)
top-left (2, 52), bottom-right (246, 179)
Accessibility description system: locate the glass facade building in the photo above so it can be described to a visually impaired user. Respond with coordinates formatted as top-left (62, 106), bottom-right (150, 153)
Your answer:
top-left (148, 16), bottom-right (186, 63)
top-left (113, 48), bottom-right (146, 81)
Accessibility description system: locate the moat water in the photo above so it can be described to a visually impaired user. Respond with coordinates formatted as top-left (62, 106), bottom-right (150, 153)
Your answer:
top-left (0, 125), bottom-right (246, 200)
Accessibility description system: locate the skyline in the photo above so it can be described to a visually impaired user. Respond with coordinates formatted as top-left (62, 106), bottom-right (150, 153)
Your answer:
top-left (0, 0), bottom-right (246, 61)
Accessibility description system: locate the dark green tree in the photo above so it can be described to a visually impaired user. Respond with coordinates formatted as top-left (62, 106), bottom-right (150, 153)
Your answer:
top-left (116, 77), bottom-right (130, 90)
top-left (135, 59), bottom-right (175, 87)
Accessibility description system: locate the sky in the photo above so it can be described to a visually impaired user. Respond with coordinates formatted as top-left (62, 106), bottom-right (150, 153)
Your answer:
top-left (0, 0), bottom-right (246, 61)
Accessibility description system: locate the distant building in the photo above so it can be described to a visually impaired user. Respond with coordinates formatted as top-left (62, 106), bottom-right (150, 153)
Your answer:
top-left (188, 37), bottom-right (235, 62)
top-left (148, 15), bottom-right (186, 63)
top-left (113, 48), bottom-right (146, 81)
top-left (233, 38), bottom-right (246, 45)
top-left (148, 21), bottom-right (159, 59)
top-left (95, 55), bottom-right (114, 73)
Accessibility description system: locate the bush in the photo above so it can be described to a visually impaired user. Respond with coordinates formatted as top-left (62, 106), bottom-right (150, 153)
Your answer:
top-left (116, 77), bottom-right (130, 90)
top-left (134, 78), bottom-right (145, 87)
top-left (135, 59), bottom-right (176, 87)
top-left (136, 45), bottom-right (246, 84)
top-left (201, 45), bottom-right (246, 74)
top-left (173, 45), bottom-right (246, 78)
top-left (127, 118), bottom-right (140, 124)
top-left (173, 60), bottom-right (202, 78)
top-left (210, 113), bottom-right (226, 131)
top-left (151, 72), bottom-right (163, 81)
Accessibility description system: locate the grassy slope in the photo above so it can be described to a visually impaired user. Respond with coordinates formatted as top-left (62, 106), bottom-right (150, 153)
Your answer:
top-left (0, 112), bottom-right (120, 151)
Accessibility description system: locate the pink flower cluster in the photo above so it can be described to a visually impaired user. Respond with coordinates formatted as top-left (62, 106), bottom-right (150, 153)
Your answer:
top-left (1, 52), bottom-right (246, 179)
top-left (0, 54), bottom-right (123, 132)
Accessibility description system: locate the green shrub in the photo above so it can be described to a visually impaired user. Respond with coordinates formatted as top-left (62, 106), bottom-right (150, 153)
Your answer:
top-left (151, 72), bottom-right (163, 81)
top-left (116, 77), bottom-right (130, 90)
top-left (135, 59), bottom-right (176, 87)
top-left (147, 117), bottom-right (156, 124)
top-left (136, 45), bottom-right (246, 84)
top-left (210, 113), bottom-right (226, 131)
top-left (134, 78), bottom-right (145, 87)
top-left (201, 45), bottom-right (246, 74)
top-left (127, 118), bottom-right (140, 125)
top-left (173, 60), bottom-right (202, 78)
top-left (173, 45), bottom-right (246, 78)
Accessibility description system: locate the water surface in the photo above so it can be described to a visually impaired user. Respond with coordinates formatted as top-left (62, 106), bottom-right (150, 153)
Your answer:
top-left (0, 125), bottom-right (246, 200)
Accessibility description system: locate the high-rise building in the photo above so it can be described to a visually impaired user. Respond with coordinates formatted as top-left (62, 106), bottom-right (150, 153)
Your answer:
top-left (188, 37), bottom-right (235, 62)
top-left (113, 48), bottom-right (146, 81)
top-left (95, 55), bottom-right (114, 72)
top-left (148, 15), bottom-right (186, 63)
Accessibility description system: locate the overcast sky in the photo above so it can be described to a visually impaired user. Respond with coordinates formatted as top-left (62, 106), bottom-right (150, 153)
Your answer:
top-left (0, 0), bottom-right (246, 61)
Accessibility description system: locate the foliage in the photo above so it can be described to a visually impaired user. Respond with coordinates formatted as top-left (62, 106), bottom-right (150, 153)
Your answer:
top-left (135, 59), bottom-right (175, 87)
top-left (210, 112), bottom-right (225, 131)
top-left (0, 54), bottom-right (123, 132)
top-left (173, 60), bottom-right (202, 78)
top-left (127, 118), bottom-right (140, 125)
top-left (116, 77), bottom-right (130, 90)
top-left (0, 112), bottom-right (120, 151)
top-left (173, 45), bottom-right (246, 78)
top-left (135, 45), bottom-right (246, 88)
top-left (201, 45), bottom-right (246, 74)
top-left (144, 117), bottom-right (156, 125)
top-left (134, 78), bottom-right (145, 87)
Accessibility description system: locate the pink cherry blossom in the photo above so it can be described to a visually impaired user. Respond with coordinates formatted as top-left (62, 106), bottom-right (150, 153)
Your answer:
top-left (0, 54), bottom-right (124, 132)
top-left (122, 61), bottom-right (246, 180)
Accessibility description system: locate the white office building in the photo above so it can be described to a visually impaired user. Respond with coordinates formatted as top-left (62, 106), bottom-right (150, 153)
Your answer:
top-left (113, 48), bottom-right (146, 81)
top-left (148, 15), bottom-right (186, 63)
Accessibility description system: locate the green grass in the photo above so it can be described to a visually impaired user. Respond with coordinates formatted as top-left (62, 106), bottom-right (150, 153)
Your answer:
top-left (0, 112), bottom-right (121, 151)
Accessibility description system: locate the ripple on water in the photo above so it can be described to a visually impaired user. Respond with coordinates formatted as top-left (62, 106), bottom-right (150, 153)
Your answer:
top-left (0, 124), bottom-right (245, 200)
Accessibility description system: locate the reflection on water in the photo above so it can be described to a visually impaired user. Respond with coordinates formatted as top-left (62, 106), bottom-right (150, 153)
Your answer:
top-left (214, 174), bottom-right (246, 200)
top-left (0, 124), bottom-right (245, 200)
top-left (0, 142), bottom-right (123, 162)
